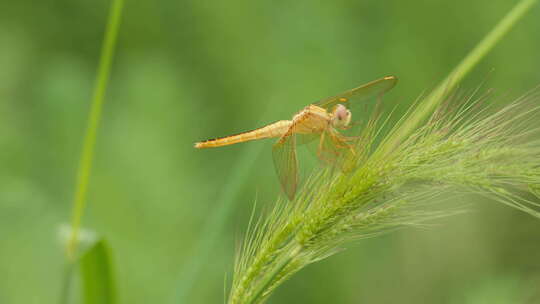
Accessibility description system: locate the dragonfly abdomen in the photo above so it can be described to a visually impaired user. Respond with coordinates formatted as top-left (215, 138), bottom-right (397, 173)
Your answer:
top-left (194, 120), bottom-right (291, 148)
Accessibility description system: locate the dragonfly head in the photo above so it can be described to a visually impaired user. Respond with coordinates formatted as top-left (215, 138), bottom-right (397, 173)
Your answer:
top-left (331, 104), bottom-right (352, 129)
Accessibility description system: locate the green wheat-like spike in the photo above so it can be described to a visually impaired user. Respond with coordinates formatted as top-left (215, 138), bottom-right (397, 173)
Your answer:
top-left (228, 1), bottom-right (539, 303)
top-left (231, 88), bottom-right (540, 304)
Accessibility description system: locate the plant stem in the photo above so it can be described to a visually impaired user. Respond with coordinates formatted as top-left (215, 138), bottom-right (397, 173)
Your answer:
top-left (243, 245), bottom-right (301, 304)
top-left (377, 0), bottom-right (538, 158)
top-left (59, 263), bottom-right (75, 304)
top-left (67, 0), bottom-right (125, 260)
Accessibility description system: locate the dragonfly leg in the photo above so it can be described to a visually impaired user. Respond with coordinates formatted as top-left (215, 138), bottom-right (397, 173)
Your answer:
top-left (317, 131), bottom-right (333, 163)
top-left (329, 131), bottom-right (356, 156)
top-left (341, 122), bottom-right (356, 130)
top-left (341, 135), bottom-right (361, 142)
top-left (318, 131), bottom-right (325, 155)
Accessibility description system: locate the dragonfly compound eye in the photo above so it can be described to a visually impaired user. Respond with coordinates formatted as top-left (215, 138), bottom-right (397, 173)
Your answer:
top-left (332, 104), bottom-right (351, 128)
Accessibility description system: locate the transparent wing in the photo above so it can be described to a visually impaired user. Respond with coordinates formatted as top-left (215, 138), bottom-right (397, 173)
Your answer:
top-left (315, 76), bottom-right (397, 110)
top-left (272, 127), bottom-right (299, 200)
top-left (315, 129), bottom-right (353, 165)
top-left (296, 133), bottom-right (320, 145)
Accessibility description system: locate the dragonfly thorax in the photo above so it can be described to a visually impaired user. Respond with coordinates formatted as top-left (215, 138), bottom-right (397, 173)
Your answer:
top-left (330, 104), bottom-right (351, 129)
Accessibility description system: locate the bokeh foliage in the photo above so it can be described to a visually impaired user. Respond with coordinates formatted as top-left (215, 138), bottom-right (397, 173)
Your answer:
top-left (0, 1), bottom-right (539, 303)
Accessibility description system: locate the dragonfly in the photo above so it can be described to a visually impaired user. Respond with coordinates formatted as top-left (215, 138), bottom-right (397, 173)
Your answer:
top-left (195, 76), bottom-right (397, 200)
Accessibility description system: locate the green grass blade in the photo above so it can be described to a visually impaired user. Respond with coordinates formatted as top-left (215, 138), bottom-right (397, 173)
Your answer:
top-left (80, 239), bottom-right (117, 304)
top-left (377, 0), bottom-right (538, 158)
top-left (67, 0), bottom-right (125, 259)
top-left (59, 263), bottom-right (75, 304)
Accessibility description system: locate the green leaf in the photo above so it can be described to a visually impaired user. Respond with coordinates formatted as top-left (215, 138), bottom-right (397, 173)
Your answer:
top-left (79, 239), bottom-right (116, 304)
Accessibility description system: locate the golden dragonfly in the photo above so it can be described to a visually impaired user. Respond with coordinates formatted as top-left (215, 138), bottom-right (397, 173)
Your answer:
top-left (195, 76), bottom-right (397, 200)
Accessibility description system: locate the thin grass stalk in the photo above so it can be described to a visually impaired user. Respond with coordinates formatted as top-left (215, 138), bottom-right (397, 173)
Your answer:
top-left (377, 0), bottom-right (538, 159)
top-left (67, 0), bottom-right (125, 260)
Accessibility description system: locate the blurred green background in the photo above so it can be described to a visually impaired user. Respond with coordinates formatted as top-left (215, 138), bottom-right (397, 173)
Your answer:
top-left (1, 0), bottom-right (539, 303)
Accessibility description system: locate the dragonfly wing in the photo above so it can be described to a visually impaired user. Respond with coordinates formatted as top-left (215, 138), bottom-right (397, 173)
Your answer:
top-left (315, 76), bottom-right (397, 110)
top-left (315, 129), bottom-right (349, 165)
top-left (296, 133), bottom-right (320, 145)
top-left (272, 128), bottom-right (299, 200)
